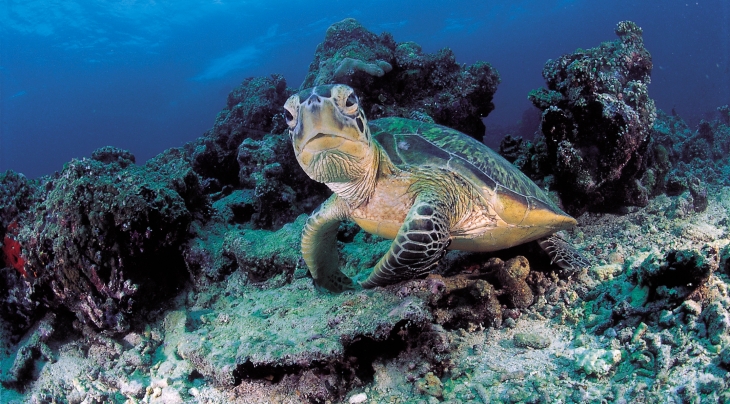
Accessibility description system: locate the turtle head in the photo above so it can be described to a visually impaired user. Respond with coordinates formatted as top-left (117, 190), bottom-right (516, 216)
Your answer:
top-left (284, 84), bottom-right (372, 184)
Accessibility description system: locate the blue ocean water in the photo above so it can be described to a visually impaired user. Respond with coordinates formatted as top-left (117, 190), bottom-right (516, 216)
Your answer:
top-left (0, 0), bottom-right (728, 178)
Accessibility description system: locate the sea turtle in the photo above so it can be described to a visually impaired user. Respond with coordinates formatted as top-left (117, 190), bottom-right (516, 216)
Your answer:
top-left (284, 84), bottom-right (588, 292)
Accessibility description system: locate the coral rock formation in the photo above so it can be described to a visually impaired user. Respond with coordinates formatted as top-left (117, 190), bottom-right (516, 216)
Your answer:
top-left (638, 247), bottom-right (718, 302)
top-left (648, 109), bottom-right (730, 202)
top-left (302, 18), bottom-right (500, 139)
top-left (0, 172), bottom-right (43, 333)
top-left (188, 74), bottom-right (292, 188)
top-left (495, 256), bottom-right (535, 309)
top-left (527, 21), bottom-right (656, 213)
top-left (189, 74), bottom-right (329, 229)
top-left (0, 313), bottom-right (56, 387)
top-left (11, 148), bottom-right (207, 333)
top-left (236, 134), bottom-right (325, 229)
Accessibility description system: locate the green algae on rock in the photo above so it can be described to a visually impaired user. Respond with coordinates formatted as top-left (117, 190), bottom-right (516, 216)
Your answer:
top-left (574, 347), bottom-right (623, 376)
top-left (184, 200), bottom-right (309, 287)
top-left (177, 276), bottom-right (432, 397)
top-left (513, 331), bottom-right (551, 349)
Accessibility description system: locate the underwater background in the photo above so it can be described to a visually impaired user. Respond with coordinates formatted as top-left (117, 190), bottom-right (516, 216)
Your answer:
top-left (1, 0), bottom-right (728, 177)
top-left (1, 1), bottom-right (730, 403)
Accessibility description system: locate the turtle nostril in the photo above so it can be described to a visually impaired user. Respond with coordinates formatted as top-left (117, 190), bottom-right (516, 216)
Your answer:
top-left (306, 94), bottom-right (321, 105)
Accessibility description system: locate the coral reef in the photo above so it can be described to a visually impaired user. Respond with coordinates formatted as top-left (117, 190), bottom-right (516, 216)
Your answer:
top-left (188, 74), bottom-right (292, 188)
top-left (236, 133), bottom-right (326, 229)
top-left (425, 272), bottom-right (504, 329)
top-left (332, 57), bottom-right (393, 83)
top-left (90, 146), bottom-right (136, 168)
top-left (302, 18), bottom-right (500, 139)
top-left (188, 74), bottom-right (329, 230)
top-left (183, 201), bottom-right (321, 287)
top-left (177, 274), bottom-right (432, 395)
top-left (0, 170), bottom-right (41, 229)
top-left (526, 21), bottom-right (656, 213)
top-left (302, 18), bottom-right (395, 89)
top-left (10, 148), bottom-right (207, 334)
top-left (637, 247), bottom-right (717, 302)
top-left (0, 266), bottom-right (37, 336)
top-left (495, 256), bottom-right (535, 309)
top-left (647, 109), bottom-right (730, 201)
top-left (3, 221), bottom-right (26, 277)
top-left (507, 27), bottom-right (728, 217)
top-left (394, 256), bottom-right (541, 330)
top-left (3, 17), bottom-right (730, 404)
top-left (0, 172), bottom-right (44, 334)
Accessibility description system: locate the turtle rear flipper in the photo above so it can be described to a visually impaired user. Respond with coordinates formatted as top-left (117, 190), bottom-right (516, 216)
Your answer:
top-left (537, 234), bottom-right (591, 275)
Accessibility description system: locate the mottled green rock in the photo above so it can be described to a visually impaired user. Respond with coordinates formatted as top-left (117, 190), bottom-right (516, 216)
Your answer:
top-left (574, 347), bottom-right (623, 376)
top-left (720, 244), bottom-right (730, 276)
top-left (415, 372), bottom-right (443, 398)
top-left (719, 346), bottom-right (730, 368)
top-left (701, 302), bottom-right (730, 345)
top-left (177, 276), bottom-right (432, 387)
top-left (629, 285), bottom-right (649, 307)
top-left (19, 149), bottom-right (204, 333)
top-left (631, 322), bottom-right (649, 344)
top-left (513, 332), bottom-right (551, 349)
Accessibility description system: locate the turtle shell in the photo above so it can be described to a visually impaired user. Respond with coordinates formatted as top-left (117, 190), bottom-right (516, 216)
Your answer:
top-left (370, 117), bottom-right (571, 225)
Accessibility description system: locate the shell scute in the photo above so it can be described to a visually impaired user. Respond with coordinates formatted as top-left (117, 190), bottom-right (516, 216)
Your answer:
top-left (371, 117), bottom-right (559, 212)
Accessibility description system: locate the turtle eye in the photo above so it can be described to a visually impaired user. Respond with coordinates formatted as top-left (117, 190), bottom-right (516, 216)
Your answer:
top-left (284, 107), bottom-right (297, 129)
top-left (345, 93), bottom-right (358, 108)
top-left (283, 102), bottom-right (298, 129)
top-left (283, 95), bottom-right (300, 128)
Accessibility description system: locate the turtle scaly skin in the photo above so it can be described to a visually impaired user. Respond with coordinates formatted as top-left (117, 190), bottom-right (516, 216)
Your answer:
top-left (284, 84), bottom-right (587, 292)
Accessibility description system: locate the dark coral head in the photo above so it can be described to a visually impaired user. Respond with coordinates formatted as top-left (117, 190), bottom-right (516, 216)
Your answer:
top-left (615, 20), bottom-right (643, 44)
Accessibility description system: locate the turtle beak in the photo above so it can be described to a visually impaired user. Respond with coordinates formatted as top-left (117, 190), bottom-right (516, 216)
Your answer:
top-left (295, 96), bottom-right (362, 155)
top-left (298, 102), bottom-right (345, 151)
top-left (290, 88), bottom-right (371, 183)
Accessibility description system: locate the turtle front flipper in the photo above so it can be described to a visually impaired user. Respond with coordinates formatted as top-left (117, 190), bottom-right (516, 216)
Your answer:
top-left (360, 197), bottom-right (451, 288)
top-left (537, 234), bottom-right (591, 275)
top-left (302, 195), bottom-right (354, 292)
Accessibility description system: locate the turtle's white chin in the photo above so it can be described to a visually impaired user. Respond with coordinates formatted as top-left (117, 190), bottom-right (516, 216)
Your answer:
top-left (296, 133), bottom-right (372, 183)
top-left (302, 133), bottom-right (348, 153)
top-left (303, 150), bottom-right (366, 184)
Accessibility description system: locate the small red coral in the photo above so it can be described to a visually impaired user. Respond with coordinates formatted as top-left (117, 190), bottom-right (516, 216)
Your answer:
top-left (2, 221), bottom-right (27, 277)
